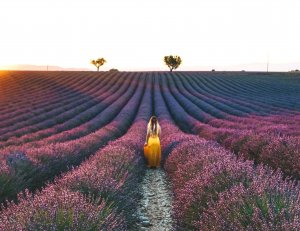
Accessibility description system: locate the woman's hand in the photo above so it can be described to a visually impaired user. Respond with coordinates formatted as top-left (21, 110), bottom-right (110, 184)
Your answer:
top-left (144, 142), bottom-right (148, 146)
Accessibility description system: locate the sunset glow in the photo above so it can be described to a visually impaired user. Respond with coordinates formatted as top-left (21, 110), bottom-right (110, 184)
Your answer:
top-left (0, 0), bottom-right (299, 71)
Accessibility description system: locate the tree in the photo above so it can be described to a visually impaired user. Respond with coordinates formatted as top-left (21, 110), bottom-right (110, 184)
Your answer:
top-left (164, 55), bottom-right (182, 72)
top-left (90, 58), bottom-right (106, 71)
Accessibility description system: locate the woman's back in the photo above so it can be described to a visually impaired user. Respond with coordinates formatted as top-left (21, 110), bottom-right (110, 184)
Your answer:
top-left (144, 116), bottom-right (161, 168)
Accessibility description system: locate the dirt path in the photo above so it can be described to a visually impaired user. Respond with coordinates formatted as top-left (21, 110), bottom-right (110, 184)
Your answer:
top-left (133, 168), bottom-right (174, 230)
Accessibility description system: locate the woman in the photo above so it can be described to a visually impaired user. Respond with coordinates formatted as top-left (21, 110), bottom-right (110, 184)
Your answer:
top-left (144, 116), bottom-right (161, 168)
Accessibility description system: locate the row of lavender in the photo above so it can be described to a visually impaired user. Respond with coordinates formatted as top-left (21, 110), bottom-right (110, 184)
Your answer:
top-left (0, 71), bottom-right (99, 121)
top-left (1, 72), bottom-right (299, 151)
top-left (153, 76), bottom-right (300, 230)
top-left (0, 120), bottom-right (148, 230)
top-left (0, 73), bottom-right (136, 148)
top-left (0, 73), bottom-right (147, 204)
top-left (0, 72), bottom-right (127, 144)
top-left (2, 71), bottom-right (300, 138)
top-left (187, 72), bottom-right (300, 112)
top-left (2, 71), bottom-right (297, 147)
top-left (0, 71), bottom-right (300, 229)
top-left (163, 121), bottom-right (300, 230)
top-left (159, 72), bottom-right (300, 179)
top-left (0, 72), bottom-right (153, 230)
top-left (166, 72), bottom-right (300, 134)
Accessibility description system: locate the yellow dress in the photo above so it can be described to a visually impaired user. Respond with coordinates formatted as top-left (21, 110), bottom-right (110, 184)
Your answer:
top-left (144, 134), bottom-right (161, 167)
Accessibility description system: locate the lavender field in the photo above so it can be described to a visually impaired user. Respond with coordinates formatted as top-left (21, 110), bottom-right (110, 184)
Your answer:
top-left (0, 70), bottom-right (300, 230)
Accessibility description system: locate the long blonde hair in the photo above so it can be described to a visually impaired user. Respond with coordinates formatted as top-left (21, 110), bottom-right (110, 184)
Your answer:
top-left (147, 116), bottom-right (160, 136)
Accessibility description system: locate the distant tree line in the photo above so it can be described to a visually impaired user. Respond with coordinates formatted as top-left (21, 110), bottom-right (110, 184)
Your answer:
top-left (90, 55), bottom-right (183, 72)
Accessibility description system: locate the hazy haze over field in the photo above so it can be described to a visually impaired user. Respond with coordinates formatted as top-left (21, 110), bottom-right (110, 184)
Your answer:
top-left (0, 0), bottom-right (299, 71)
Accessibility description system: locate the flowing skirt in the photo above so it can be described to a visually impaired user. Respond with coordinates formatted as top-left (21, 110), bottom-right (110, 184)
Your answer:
top-left (144, 136), bottom-right (161, 167)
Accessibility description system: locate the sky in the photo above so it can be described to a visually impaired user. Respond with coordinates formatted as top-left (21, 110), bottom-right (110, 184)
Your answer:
top-left (0, 0), bottom-right (299, 71)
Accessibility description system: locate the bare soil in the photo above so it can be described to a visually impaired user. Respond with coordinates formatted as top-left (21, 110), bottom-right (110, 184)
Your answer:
top-left (133, 168), bottom-right (174, 231)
